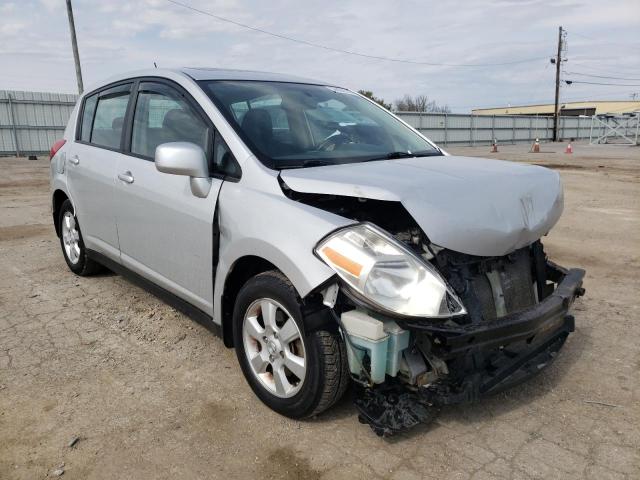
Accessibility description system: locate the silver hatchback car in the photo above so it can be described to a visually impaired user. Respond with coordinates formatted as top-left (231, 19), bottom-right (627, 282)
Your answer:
top-left (50, 68), bottom-right (585, 436)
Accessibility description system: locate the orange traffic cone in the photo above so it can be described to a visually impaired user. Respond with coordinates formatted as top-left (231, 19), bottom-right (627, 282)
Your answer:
top-left (532, 138), bottom-right (540, 153)
top-left (565, 142), bottom-right (573, 154)
top-left (491, 139), bottom-right (498, 153)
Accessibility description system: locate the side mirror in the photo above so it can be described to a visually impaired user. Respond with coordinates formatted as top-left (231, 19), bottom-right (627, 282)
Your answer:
top-left (155, 142), bottom-right (211, 198)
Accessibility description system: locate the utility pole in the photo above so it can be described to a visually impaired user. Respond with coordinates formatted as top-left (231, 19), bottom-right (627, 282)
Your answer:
top-left (552, 26), bottom-right (563, 142)
top-left (65, 0), bottom-right (84, 94)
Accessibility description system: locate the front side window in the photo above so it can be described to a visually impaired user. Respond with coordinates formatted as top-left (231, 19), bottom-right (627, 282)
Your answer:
top-left (131, 85), bottom-right (209, 159)
top-left (199, 80), bottom-right (441, 169)
top-left (90, 90), bottom-right (130, 149)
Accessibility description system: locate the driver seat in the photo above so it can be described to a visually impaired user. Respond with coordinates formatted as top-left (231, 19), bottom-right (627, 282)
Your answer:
top-left (241, 109), bottom-right (273, 154)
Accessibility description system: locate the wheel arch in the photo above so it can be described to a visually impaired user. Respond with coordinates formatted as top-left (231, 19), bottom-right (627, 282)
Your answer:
top-left (220, 255), bottom-right (281, 347)
top-left (52, 189), bottom-right (73, 237)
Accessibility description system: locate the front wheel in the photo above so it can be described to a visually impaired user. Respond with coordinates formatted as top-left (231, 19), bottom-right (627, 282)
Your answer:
top-left (233, 271), bottom-right (350, 418)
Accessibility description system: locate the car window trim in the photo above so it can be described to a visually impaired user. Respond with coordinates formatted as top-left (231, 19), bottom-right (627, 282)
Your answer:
top-left (74, 79), bottom-right (134, 143)
top-left (74, 81), bottom-right (134, 152)
top-left (73, 76), bottom-right (241, 181)
top-left (124, 79), bottom-right (211, 162)
top-left (122, 78), bottom-right (241, 181)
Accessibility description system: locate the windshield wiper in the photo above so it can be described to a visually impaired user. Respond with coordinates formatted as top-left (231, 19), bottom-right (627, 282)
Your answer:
top-left (385, 151), bottom-right (414, 159)
top-left (363, 150), bottom-right (443, 162)
top-left (276, 159), bottom-right (335, 169)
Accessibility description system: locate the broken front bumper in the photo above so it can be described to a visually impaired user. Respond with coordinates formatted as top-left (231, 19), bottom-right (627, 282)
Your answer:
top-left (401, 264), bottom-right (586, 402)
top-left (354, 264), bottom-right (585, 436)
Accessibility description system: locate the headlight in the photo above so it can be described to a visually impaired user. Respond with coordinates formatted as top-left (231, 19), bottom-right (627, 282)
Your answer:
top-left (315, 223), bottom-right (466, 318)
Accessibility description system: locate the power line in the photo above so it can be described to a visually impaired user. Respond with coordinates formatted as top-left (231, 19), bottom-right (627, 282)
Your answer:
top-left (563, 71), bottom-right (640, 81)
top-left (566, 80), bottom-right (640, 87)
top-left (568, 30), bottom-right (640, 48)
top-left (569, 61), bottom-right (640, 76)
top-left (164, 0), bottom-right (552, 68)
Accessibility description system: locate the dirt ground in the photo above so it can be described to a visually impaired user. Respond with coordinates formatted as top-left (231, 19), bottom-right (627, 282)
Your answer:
top-left (1, 142), bottom-right (639, 479)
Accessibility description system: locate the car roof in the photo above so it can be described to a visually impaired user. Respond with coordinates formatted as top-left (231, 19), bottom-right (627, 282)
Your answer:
top-left (82, 67), bottom-right (335, 98)
top-left (179, 67), bottom-right (328, 85)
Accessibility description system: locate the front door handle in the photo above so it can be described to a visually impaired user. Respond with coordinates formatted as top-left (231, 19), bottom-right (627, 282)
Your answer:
top-left (118, 171), bottom-right (134, 184)
top-left (69, 155), bottom-right (79, 165)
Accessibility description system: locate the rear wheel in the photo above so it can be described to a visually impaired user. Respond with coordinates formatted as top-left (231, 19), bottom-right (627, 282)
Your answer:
top-left (58, 199), bottom-right (102, 276)
top-left (233, 270), bottom-right (350, 418)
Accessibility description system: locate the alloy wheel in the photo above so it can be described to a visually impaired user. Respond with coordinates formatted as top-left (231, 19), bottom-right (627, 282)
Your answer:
top-left (61, 211), bottom-right (81, 265)
top-left (242, 298), bottom-right (306, 398)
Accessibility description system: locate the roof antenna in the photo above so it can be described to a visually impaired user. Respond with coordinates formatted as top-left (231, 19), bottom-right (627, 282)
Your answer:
top-left (153, 62), bottom-right (158, 68)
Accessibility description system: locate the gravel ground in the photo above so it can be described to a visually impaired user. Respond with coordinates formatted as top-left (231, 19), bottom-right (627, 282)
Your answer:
top-left (1, 142), bottom-right (639, 479)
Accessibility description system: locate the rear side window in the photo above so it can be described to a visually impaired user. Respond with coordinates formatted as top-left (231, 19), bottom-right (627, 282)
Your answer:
top-left (91, 92), bottom-right (130, 149)
top-left (79, 94), bottom-right (97, 142)
top-left (131, 86), bottom-right (209, 159)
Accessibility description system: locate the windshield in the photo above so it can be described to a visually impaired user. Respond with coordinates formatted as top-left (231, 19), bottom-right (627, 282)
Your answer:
top-left (199, 80), bottom-right (441, 169)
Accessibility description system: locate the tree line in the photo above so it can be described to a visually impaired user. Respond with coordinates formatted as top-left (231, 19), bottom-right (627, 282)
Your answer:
top-left (357, 90), bottom-right (451, 113)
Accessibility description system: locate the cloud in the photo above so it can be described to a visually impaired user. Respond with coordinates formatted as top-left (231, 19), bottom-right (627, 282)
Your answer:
top-left (1, 0), bottom-right (638, 109)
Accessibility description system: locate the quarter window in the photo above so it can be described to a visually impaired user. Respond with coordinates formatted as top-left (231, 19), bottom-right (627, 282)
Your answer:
top-left (212, 133), bottom-right (240, 178)
top-left (79, 94), bottom-right (97, 142)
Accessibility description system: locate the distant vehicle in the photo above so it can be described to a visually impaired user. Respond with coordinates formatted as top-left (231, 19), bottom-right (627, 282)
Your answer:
top-left (49, 68), bottom-right (585, 436)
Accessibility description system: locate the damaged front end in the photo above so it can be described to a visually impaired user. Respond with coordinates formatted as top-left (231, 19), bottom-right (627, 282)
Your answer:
top-left (282, 181), bottom-right (584, 436)
top-left (314, 222), bottom-right (585, 437)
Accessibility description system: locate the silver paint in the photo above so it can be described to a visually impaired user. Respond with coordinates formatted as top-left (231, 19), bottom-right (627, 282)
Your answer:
top-left (51, 67), bottom-right (565, 333)
top-left (281, 156), bottom-right (564, 257)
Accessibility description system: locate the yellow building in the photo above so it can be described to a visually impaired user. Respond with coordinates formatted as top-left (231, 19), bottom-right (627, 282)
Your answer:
top-left (472, 100), bottom-right (640, 116)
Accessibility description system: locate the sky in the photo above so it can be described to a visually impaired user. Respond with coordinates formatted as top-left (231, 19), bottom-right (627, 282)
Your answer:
top-left (1, 0), bottom-right (639, 112)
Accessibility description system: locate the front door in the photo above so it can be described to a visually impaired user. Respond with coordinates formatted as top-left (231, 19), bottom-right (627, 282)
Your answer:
top-left (113, 81), bottom-right (223, 314)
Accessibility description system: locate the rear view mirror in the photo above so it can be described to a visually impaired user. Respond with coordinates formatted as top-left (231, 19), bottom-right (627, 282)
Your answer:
top-left (155, 142), bottom-right (211, 198)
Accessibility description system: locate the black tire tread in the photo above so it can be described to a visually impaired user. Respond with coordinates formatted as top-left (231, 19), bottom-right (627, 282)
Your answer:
top-left (238, 269), bottom-right (350, 418)
top-left (309, 329), bottom-right (350, 417)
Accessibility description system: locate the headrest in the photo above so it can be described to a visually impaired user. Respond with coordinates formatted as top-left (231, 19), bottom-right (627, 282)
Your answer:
top-left (112, 116), bottom-right (124, 130)
top-left (241, 109), bottom-right (273, 147)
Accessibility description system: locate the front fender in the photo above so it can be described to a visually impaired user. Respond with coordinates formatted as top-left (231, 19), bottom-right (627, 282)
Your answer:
top-left (212, 181), bottom-right (353, 325)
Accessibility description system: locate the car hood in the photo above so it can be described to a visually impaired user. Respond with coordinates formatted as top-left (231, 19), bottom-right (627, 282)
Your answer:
top-left (280, 156), bottom-right (564, 257)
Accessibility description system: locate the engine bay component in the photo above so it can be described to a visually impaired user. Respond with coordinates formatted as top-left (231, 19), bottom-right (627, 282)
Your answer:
top-left (400, 348), bottom-right (430, 385)
top-left (340, 309), bottom-right (410, 384)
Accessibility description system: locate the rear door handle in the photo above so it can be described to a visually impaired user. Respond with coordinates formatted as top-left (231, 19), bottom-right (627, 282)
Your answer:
top-left (69, 155), bottom-right (79, 165)
top-left (118, 171), bottom-right (134, 184)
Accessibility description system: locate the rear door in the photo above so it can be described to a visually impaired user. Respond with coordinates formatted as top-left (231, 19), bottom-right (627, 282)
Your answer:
top-left (67, 83), bottom-right (132, 259)
top-left (113, 80), bottom-right (227, 314)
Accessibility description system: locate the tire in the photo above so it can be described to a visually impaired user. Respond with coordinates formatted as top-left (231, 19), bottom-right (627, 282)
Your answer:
top-left (58, 199), bottom-right (102, 276)
top-left (233, 270), bottom-right (350, 418)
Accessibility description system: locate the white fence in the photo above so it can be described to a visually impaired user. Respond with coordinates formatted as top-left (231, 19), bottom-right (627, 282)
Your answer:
top-left (1, 89), bottom-right (603, 156)
top-left (0, 90), bottom-right (77, 156)
top-left (395, 112), bottom-right (594, 146)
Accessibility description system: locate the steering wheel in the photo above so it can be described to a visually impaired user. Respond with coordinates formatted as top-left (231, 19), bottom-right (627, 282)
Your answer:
top-left (315, 131), bottom-right (352, 151)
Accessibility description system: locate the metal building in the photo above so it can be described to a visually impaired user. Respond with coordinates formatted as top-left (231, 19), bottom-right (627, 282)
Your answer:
top-left (472, 100), bottom-right (640, 117)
